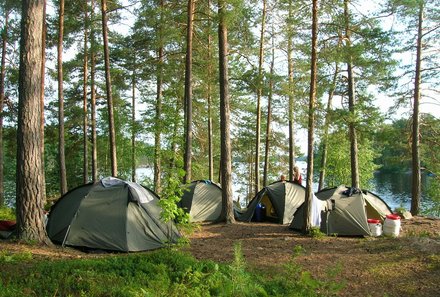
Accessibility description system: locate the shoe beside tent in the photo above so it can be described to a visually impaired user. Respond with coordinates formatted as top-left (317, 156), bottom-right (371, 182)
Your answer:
top-left (310, 185), bottom-right (392, 236)
top-left (46, 177), bottom-right (180, 252)
top-left (236, 181), bottom-right (306, 224)
top-left (179, 180), bottom-right (222, 222)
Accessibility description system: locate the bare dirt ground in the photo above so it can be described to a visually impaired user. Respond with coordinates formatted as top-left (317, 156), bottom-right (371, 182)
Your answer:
top-left (185, 216), bottom-right (440, 297)
top-left (1, 216), bottom-right (440, 296)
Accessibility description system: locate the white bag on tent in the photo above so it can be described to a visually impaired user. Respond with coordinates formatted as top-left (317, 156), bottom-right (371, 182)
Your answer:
top-left (311, 194), bottom-right (322, 227)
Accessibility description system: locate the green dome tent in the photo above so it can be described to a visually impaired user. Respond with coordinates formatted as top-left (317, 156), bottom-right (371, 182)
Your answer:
top-left (294, 185), bottom-right (392, 236)
top-left (46, 177), bottom-right (180, 252)
top-left (179, 180), bottom-right (222, 222)
top-left (236, 181), bottom-right (306, 224)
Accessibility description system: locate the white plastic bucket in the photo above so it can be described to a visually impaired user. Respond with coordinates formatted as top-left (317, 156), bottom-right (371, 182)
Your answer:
top-left (383, 214), bottom-right (401, 237)
top-left (367, 219), bottom-right (382, 237)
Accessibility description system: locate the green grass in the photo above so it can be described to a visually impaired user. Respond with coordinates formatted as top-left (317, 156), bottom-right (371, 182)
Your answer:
top-left (0, 245), bottom-right (342, 297)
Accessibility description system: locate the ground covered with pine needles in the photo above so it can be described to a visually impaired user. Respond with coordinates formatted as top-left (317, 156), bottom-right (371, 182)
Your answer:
top-left (187, 216), bottom-right (440, 296)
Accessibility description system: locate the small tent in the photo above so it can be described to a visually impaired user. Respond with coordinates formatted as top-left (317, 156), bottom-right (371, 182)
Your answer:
top-left (311, 185), bottom-right (392, 236)
top-left (236, 181), bottom-right (306, 224)
top-left (179, 180), bottom-right (223, 222)
top-left (46, 177), bottom-right (180, 252)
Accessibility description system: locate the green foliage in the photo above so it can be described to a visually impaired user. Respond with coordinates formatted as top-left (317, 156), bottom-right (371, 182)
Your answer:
top-left (0, 207), bottom-right (15, 220)
top-left (426, 254), bottom-right (440, 271)
top-left (374, 119), bottom-right (411, 172)
top-left (226, 241), bottom-right (266, 295)
top-left (262, 245), bottom-right (344, 296)
top-left (316, 129), bottom-right (380, 188)
top-left (425, 180), bottom-right (440, 217)
top-left (0, 244), bottom-right (343, 297)
top-left (375, 115), bottom-right (440, 216)
top-left (420, 114), bottom-right (440, 217)
top-left (0, 251), bottom-right (32, 263)
top-left (393, 206), bottom-right (408, 216)
top-left (158, 169), bottom-right (191, 237)
top-left (309, 227), bottom-right (325, 239)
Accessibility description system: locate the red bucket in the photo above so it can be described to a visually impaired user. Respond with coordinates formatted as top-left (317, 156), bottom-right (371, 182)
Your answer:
top-left (367, 219), bottom-right (381, 224)
top-left (386, 214), bottom-right (401, 220)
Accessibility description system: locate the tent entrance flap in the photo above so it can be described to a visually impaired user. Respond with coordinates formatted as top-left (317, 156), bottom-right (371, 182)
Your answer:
top-left (259, 195), bottom-right (279, 222)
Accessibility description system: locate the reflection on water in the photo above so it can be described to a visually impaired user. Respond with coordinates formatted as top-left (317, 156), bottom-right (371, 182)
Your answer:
top-left (371, 171), bottom-right (434, 213)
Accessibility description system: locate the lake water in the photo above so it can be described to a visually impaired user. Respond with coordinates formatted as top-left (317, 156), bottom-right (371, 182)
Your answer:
top-left (370, 171), bottom-right (435, 213)
top-left (136, 166), bottom-right (437, 216)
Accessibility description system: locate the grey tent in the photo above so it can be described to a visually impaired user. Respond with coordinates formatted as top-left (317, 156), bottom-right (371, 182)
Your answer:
top-left (236, 181), bottom-right (306, 224)
top-left (46, 177), bottom-right (180, 252)
top-left (179, 180), bottom-right (223, 222)
top-left (301, 185), bottom-right (392, 236)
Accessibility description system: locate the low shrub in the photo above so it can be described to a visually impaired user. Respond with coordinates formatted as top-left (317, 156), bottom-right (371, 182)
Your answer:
top-left (0, 207), bottom-right (15, 221)
top-left (0, 246), bottom-right (343, 297)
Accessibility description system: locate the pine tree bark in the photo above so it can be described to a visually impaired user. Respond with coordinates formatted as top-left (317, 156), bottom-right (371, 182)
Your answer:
top-left (57, 0), bottom-right (67, 194)
top-left (318, 63), bottom-right (339, 191)
top-left (254, 0), bottom-right (267, 194)
top-left (183, 0), bottom-right (195, 184)
top-left (90, 0), bottom-right (98, 182)
top-left (287, 0), bottom-right (295, 181)
top-left (131, 68), bottom-right (136, 182)
top-left (16, 0), bottom-right (47, 242)
top-left (0, 9), bottom-right (8, 207)
top-left (39, 0), bottom-right (47, 202)
top-left (153, 48), bottom-right (163, 191)
top-left (344, 0), bottom-right (360, 189)
top-left (101, 0), bottom-right (117, 177)
top-left (83, 1), bottom-right (89, 184)
top-left (411, 2), bottom-right (423, 215)
top-left (154, 0), bottom-right (164, 193)
top-left (218, 0), bottom-right (235, 224)
top-left (263, 33), bottom-right (274, 187)
top-left (303, 0), bottom-right (318, 235)
top-left (169, 100), bottom-right (181, 170)
top-left (207, 0), bottom-right (214, 182)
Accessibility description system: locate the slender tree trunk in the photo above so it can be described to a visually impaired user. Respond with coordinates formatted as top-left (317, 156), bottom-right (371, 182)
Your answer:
top-left (101, 0), bottom-right (117, 177)
top-left (57, 0), bottom-right (67, 194)
top-left (263, 32), bottom-right (274, 187)
top-left (318, 63), bottom-right (339, 191)
top-left (153, 48), bottom-right (163, 191)
top-left (287, 0), bottom-right (295, 181)
top-left (40, 0), bottom-right (46, 202)
top-left (0, 10), bottom-right (8, 207)
top-left (183, 0), bottom-right (195, 184)
top-left (169, 98), bottom-right (181, 170)
top-left (248, 150), bottom-right (253, 198)
top-left (90, 0), bottom-right (98, 182)
top-left (154, 0), bottom-right (164, 193)
top-left (218, 0), bottom-right (235, 223)
top-left (16, 0), bottom-right (47, 242)
top-left (411, 2), bottom-right (423, 215)
top-left (254, 0), bottom-right (267, 193)
top-left (153, 51), bottom-right (163, 191)
top-left (303, 0), bottom-right (318, 235)
top-left (131, 68), bottom-right (136, 182)
top-left (83, 1), bottom-right (89, 184)
top-left (207, 0), bottom-right (214, 182)
top-left (344, 0), bottom-right (359, 188)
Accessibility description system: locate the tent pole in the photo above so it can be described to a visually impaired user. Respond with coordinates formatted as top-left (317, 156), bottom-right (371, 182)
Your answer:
top-left (61, 225), bottom-right (71, 247)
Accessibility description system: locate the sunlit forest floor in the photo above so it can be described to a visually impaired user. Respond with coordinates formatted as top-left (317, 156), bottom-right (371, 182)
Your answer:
top-left (187, 217), bottom-right (440, 296)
